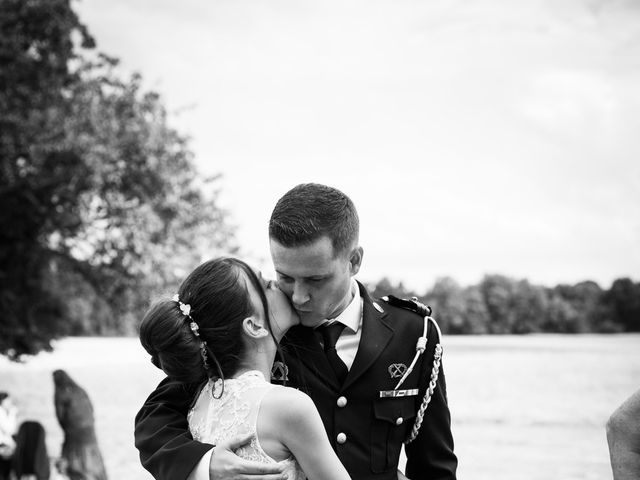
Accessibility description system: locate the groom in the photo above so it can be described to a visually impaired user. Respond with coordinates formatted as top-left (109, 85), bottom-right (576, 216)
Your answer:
top-left (135, 183), bottom-right (457, 480)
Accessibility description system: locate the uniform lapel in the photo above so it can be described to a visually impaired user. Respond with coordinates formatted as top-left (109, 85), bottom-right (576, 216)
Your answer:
top-left (343, 282), bottom-right (393, 390)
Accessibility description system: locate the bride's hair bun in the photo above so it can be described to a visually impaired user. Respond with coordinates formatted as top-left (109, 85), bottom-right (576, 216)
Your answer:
top-left (140, 300), bottom-right (205, 384)
top-left (139, 257), bottom-right (274, 385)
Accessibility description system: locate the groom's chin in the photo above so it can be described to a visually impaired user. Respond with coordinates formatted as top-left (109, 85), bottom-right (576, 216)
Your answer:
top-left (297, 311), bottom-right (323, 328)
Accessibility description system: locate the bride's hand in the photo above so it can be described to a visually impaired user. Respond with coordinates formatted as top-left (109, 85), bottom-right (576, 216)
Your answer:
top-left (210, 432), bottom-right (287, 480)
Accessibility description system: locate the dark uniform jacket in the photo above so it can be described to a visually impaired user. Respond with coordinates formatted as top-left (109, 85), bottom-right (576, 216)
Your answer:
top-left (134, 282), bottom-right (457, 480)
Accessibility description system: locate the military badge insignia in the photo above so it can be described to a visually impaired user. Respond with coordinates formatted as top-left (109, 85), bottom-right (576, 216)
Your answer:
top-left (388, 363), bottom-right (407, 379)
top-left (271, 361), bottom-right (289, 382)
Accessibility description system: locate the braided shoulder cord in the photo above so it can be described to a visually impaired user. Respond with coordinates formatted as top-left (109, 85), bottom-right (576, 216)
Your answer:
top-left (405, 321), bottom-right (443, 445)
top-left (378, 295), bottom-right (445, 445)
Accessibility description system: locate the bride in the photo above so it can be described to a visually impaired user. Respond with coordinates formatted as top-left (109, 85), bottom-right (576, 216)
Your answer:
top-left (139, 257), bottom-right (350, 480)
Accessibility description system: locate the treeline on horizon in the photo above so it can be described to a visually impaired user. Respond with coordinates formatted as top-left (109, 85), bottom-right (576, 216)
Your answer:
top-left (366, 275), bottom-right (640, 335)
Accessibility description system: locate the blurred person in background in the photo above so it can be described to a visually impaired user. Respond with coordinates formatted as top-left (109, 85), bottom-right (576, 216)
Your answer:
top-left (0, 392), bottom-right (18, 480)
top-left (607, 388), bottom-right (640, 480)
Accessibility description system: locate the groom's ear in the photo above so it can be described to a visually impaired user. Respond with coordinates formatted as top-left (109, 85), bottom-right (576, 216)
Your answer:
top-left (348, 246), bottom-right (364, 275)
top-left (242, 317), bottom-right (269, 339)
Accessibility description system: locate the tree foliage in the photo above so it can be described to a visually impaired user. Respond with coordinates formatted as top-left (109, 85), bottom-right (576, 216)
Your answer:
top-left (1, 0), bottom-right (235, 359)
top-left (367, 275), bottom-right (638, 335)
top-left (603, 278), bottom-right (640, 332)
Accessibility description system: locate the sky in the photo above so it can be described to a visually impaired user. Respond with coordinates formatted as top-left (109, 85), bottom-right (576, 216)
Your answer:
top-left (74, 0), bottom-right (640, 292)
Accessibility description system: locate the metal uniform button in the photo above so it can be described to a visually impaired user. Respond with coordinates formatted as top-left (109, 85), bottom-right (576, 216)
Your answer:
top-left (336, 396), bottom-right (347, 407)
top-left (395, 417), bottom-right (404, 426)
top-left (337, 432), bottom-right (347, 444)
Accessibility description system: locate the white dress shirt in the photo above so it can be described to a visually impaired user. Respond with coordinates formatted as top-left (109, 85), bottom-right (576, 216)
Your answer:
top-left (319, 278), bottom-right (363, 370)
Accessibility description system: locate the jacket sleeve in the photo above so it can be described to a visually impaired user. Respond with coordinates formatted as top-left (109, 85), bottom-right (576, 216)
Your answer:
top-left (404, 321), bottom-right (458, 480)
top-left (134, 377), bottom-right (213, 480)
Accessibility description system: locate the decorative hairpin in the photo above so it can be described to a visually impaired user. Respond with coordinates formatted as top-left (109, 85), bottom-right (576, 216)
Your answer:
top-left (172, 294), bottom-right (210, 372)
top-left (172, 294), bottom-right (200, 336)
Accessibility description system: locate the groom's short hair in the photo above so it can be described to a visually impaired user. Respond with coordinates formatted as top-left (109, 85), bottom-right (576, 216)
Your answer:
top-left (269, 183), bottom-right (359, 256)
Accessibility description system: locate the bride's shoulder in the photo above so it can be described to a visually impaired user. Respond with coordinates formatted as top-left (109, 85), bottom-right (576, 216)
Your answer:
top-left (265, 384), bottom-right (311, 402)
top-left (262, 385), bottom-right (315, 418)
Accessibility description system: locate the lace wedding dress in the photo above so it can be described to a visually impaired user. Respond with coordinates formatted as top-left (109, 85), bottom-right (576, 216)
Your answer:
top-left (188, 370), bottom-right (305, 480)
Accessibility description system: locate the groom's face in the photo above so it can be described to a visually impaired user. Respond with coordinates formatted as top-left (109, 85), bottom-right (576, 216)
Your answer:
top-left (270, 235), bottom-right (361, 328)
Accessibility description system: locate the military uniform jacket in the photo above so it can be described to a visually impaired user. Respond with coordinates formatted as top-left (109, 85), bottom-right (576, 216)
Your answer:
top-left (134, 282), bottom-right (457, 480)
top-left (276, 282), bottom-right (456, 480)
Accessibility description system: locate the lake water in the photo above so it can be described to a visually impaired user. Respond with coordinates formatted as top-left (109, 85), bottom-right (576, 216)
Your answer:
top-left (1, 334), bottom-right (638, 479)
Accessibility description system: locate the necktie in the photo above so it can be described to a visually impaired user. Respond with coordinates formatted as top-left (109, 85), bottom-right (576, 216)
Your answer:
top-left (321, 322), bottom-right (348, 383)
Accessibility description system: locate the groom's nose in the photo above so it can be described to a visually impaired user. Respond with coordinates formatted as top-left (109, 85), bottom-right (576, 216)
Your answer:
top-left (291, 282), bottom-right (310, 307)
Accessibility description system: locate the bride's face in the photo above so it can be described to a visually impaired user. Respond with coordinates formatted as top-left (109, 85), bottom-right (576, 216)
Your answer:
top-left (246, 269), bottom-right (299, 342)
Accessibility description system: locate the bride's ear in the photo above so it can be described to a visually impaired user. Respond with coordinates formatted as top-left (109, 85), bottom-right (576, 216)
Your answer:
top-left (242, 317), bottom-right (269, 339)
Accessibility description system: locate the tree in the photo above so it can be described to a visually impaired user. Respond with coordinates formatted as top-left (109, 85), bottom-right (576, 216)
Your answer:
top-left (544, 291), bottom-right (584, 333)
top-left (425, 277), bottom-right (466, 334)
top-left (49, 55), bottom-right (235, 334)
top-left (461, 285), bottom-right (490, 334)
top-left (0, 0), bottom-right (235, 359)
top-left (368, 277), bottom-right (420, 302)
top-left (1, 0), bottom-right (97, 358)
top-left (604, 278), bottom-right (640, 332)
top-left (553, 281), bottom-right (616, 333)
top-left (510, 280), bottom-right (548, 334)
top-left (478, 274), bottom-right (519, 334)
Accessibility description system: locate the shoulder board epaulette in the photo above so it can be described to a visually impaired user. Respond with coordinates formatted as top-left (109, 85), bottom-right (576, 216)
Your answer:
top-left (380, 295), bottom-right (432, 317)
